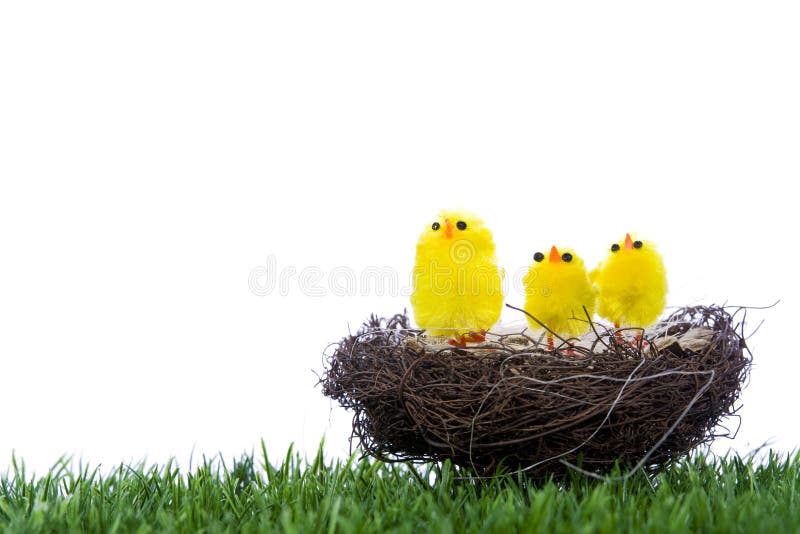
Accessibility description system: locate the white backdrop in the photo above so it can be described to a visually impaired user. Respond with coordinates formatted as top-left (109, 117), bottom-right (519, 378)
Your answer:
top-left (1, 1), bottom-right (798, 475)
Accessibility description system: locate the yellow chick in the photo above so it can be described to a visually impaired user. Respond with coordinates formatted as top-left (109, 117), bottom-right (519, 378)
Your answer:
top-left (523, 246), bottom-right (597, 350)
top-left (411, 209), bottom-right (503, 347)
top-left (591, 233), bottom-right (668, 333)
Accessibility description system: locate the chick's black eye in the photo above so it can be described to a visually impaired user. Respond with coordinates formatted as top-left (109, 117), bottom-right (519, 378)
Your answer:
top-left (634, 240), bottom-right (643, 249)
top-left (562, 253), bottom-right (573, 262)
top-left (456, 221), bottom-right (467, 230)
top-left (431, 222), bottom-right (440, 231)
top-left (611, 243), bottom-right (620, 252)
top-left (533, 252), bottom-right (544, 262)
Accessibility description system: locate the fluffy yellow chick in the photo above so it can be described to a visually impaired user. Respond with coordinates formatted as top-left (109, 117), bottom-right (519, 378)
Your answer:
top-left (591, 233), bottom-right (668, 332)
top-left (411, 209), bottom-right (503, 347)
top-left (523, 246), bottom-right (597, 350)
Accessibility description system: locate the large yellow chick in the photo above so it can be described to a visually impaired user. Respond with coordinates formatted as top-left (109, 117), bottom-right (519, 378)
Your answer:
top-left (591, 233), bottom-right (668, 331)
top-left (523, 246), bottom-right (597, 350)
top-left (411, 209), bottom-right (503, 347)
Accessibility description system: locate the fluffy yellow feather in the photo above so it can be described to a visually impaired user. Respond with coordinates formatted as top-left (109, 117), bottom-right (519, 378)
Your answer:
top-left (411, 209), bottom-right (503, 346)
top-left (523, 246), bottom-right (597, 349)
top-left (590, 233), bottom-right (668, 329)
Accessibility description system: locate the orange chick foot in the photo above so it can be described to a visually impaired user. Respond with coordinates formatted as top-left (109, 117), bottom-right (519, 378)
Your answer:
top-left (448, 330), bottom-right (486, 347)
top-left (464, 330), bottom-right (487, 343)
top-left (565, 348), bottom-right (584, 358)
top-left (448, 336), bottom-right (467, 348)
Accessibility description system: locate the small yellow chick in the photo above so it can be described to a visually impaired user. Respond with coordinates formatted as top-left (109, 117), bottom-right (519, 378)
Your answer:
top-left (591, 233), bottom-right (668, 334)
top-left (523, 246), bottom-right (597, 350)
top-left (411, 209), bottom-right (503, 347)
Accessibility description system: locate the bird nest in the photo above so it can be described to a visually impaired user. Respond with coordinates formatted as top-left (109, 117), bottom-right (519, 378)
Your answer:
top-left (320, 305), bottom-right (752, 478)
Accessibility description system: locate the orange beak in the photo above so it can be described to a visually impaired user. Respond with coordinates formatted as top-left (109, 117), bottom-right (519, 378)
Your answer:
top-left (624, 233), bottom-right (634, 250)
top-left (444, 218), bottom-right (454, 239)
top-left (549, 245), bottom-right (561, 263)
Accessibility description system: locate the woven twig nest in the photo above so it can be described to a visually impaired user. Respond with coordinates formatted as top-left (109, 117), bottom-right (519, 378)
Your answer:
top-left (321, 305), bottom-right (751, 478)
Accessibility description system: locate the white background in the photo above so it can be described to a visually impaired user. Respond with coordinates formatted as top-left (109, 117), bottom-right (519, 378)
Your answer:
top-left (1, 1), bottom-right (798, 475)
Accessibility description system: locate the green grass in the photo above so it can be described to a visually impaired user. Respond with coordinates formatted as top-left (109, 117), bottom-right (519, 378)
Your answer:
top-left (1, 443), bottom-right (798, 533)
